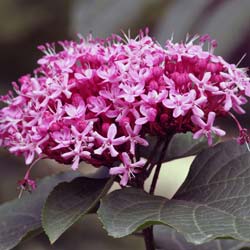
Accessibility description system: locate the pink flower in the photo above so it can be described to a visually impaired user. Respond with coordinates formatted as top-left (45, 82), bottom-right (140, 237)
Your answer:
top-left (188, 90), bottom-right (207, 117)
top-left (97, 65), bottom-right (118, 83)
top-left (189, 72), bottom-right (219, 93)
top-left (0, 30), bottom-right (249, 183)
top-left (125, 123), bottom-right (149, 154)
top-left (191, 112), bottom-right (226, 145)
top-left (109, 152), bottom-right (146, 186)
top-left (62, 140), bottom-right (91, 170)
top-left (119, 82), bottom-right (145, 103)
top-left (65, 100), bottom-right (86, 119)
top-left (93, 124), bottom-right (127, 157)
top-left (87, 96), bottom-right (110, 115)
top-left (141, 90), bottom-right (168, 104)
top-left (75, 68), bottom-right (94, 81)
top-left (162, 92), bottom-right (192, 118)
top-left (136, 104), bottom-right (157, 125)
top-left (51, 127), bottom-right (71, 150)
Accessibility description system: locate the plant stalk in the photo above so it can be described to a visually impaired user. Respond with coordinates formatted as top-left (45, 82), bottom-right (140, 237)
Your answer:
top-left (143, 227), bottom-right (155, 250)
top-left (149, 139), bottom-right (169, 195)
top-left (141, 133), bottom-right (174, 250)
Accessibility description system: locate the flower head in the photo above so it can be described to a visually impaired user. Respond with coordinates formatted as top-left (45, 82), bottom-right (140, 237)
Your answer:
top-left (0, 30), bottom-right (249, 186)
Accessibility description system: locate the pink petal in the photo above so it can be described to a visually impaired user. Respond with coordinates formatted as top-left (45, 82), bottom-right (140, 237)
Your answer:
top-left (94, 146), bottom-right (105, 155)
top-left (193, 129), bottom-right (204, 140)
top-left (109, 145), bottom-right (119, 157)
top-left (120, 172), bottom-right (129, 186)
top-left (213, 127), bottom-right (226, 137)
top-left (191, 115), bottom-right (206, 128)
top-left (109, 166), bottom-right (125, 175)
top-left (121, 152), bottom-right (131, 166)
top-left (192, 105), bottom-right (204, 117)
top-left (207, 112), bottom-right (216, 127)
top-left (25, 151), bottom-right (35, 165)
top-left (202, 72), bottom-right (211, 82)
top-left (72, 155), bottom-right (80, 170)
top-left (173, 107), bottom-right (183, 118)
top-left (113, 136), bottom-right (127, 145)
top-left (62, 151), bottom-right (75, 159)
top-left (189, 73), bottom-right (200, 85)
top-left (108, 124), bottom-right (117, 139)
top-left (207, 133), bottom-right (213, 146)
top-left (135, 117), bottom-right (148, 125)
top-left (162, 99), bottom-right (175, 109)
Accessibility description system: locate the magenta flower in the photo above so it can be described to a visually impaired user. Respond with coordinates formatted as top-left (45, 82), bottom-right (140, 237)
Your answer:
top-left (141, 90), bottom-right (168, 104)
top-left (109, 152), bottom-right (146, 186)
top-left (65, 100), bottom-right (86, 119)
top-left (62, 140), bottom-right (91, 170)
top-left (191, 112), bottom-right (226, 145)
top-left (125, 123), bottom-right (149, 154)
top-left (0, 30), bottom-right (249, 186)
top-left (51, 127), bottom-right (71, 150)
top-left (162, 92), bottom-right (193, 118)
top-left (119, 82), bottom-right (145, 103)
top-left (189, 72), bottom-right (218, 93)
top-left (93, 124), bottom-right (127, 157)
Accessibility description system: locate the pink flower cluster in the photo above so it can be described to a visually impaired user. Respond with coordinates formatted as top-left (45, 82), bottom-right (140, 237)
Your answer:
top-left (0, 31), bottom-right (249, 186)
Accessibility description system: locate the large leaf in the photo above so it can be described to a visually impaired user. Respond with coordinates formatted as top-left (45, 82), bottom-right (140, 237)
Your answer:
top-left (0, 171), bottom-right (81, 250)
top-left (166, 132), bottom-right (218, 161)
top-left (154, 225), bottom-right (250, 250)
top-left (139, 132), bottom-right (213, 164)
top-left (98, 141), bottom-right (250, 244)
top-left (42, 176), bottom-right (114, 243)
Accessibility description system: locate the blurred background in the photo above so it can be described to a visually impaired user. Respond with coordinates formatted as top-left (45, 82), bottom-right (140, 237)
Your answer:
top-left (0, 0), bottom-right (249, 249)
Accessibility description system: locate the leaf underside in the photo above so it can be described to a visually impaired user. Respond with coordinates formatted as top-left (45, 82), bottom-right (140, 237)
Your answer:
top-left (42, 176), bottom-right (113, 243)
top-left (98, 141), bottom-right (250, 245)
top-left (154, 225), bottom-right (250, 250)
top-left (0, 171), bottom-right (81, 250)
top-left (139, 132), bottom-right (217, 164)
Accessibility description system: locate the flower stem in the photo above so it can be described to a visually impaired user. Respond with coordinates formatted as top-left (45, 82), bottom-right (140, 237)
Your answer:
top-left (142, 134), bottom-right (174, 250)
top-left (149, 143), bottom-right (167, 194)
top-left (149, 134), bottom-right (173, 195)
top-left (143, 227), bottom-right (155, 250)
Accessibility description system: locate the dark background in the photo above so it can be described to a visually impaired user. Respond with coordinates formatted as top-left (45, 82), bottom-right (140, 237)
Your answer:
top-left (0, 1), bottom-right (249, 249)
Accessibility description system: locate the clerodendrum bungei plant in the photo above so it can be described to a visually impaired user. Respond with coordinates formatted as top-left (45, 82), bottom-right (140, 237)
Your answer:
top-left (0, 29), bottom-right (250, 250)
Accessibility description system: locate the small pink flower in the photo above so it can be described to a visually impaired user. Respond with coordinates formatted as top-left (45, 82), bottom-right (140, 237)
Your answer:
top-left (18, 177), bottom-right (36, 192)
top-left (97, 65), bottom-right (118, 83)
top-left (136, 104), bottom-right (157, 125)
top-left (141, 90), bottom-right (168, 104)
top-left (191, 112), bottom-right (226, 145)
top-left (75, 68), bottom-right (94, 81)
top-left (125, 123), bottom-right (149, 154)
top-left (109, 152), bottom-right (146, 186)
top-left (93, 124), bottom-right (127, 157)
top-left (87, 96), bottom-right (110, 115)
top-left (51, 127), bottom-right (72, 150)
top-left (189, 72), bottom-right (218, 93)
top-left (65, 100), bottom-right (86, 119)
top-left (119, 82), bottom-right (145, 103)
top-left (162, 92), bottom-right (192, 118)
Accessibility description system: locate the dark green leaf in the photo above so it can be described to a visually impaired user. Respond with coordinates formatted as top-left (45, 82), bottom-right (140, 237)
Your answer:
top-left (154, 225), bottom-right (250, 250)
top-left (42, 176), bottom-right (114, 243)
top-left (139, 132), bottom-right (217, 164)
top-left (172, 140), bottom-right (250, 244)
top-left (166, 132), bottom-right (219, 161)
top-left (98, 141), bottom-right (250, 244)
top-left (0, 171), bottom-right (81, 250)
